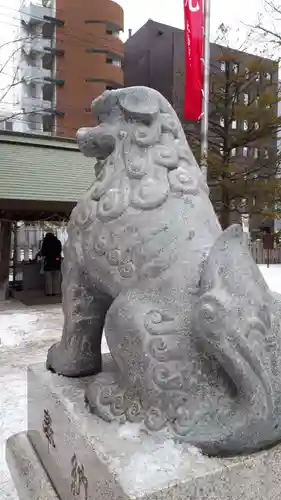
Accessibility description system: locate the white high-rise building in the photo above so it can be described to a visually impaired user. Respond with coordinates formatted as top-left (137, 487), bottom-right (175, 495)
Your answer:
top-left (17, 0), bottom-right (57, 135)
top-left (5, 0), bottom-right (124, 138)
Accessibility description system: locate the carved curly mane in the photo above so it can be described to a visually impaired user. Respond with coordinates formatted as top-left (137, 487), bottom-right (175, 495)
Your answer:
top-left (72, 87), bottom-right (209, 228)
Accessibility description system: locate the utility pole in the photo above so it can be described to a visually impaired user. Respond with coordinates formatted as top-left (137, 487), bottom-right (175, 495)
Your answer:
top-left (200, 0), bottom-right (211, 181)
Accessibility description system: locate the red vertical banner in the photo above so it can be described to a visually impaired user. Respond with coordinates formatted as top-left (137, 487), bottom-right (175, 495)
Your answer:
top-left (183, 0), bottom-right (204, 121)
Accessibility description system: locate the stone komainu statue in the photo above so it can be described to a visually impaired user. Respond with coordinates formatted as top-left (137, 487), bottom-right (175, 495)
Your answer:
top-left (47, 86), bottom-right (281, 456)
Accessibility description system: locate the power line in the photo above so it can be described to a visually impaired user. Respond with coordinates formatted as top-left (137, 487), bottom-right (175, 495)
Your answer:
top-left (0, 6), bottom-right (127, 50)
top-left (0, 102), bottom-right (100, 133)
top-left (0, 14), bottom-right (126, 57)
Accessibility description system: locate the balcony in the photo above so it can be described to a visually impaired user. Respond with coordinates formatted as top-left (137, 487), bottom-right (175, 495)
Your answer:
top-left (20, 64), bottom-right (51, 83)
top-left (20, 1), bottom-right (52, 25)
top-left (21, 96), bottom-right (52, 113)
top-left (22, 37), bottom-right (52, 55)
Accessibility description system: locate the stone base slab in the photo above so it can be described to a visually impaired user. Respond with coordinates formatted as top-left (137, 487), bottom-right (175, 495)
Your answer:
top-left (6, 360), bottom-right (281, 500)
top-left (6, 431), bottom-right (58, 500)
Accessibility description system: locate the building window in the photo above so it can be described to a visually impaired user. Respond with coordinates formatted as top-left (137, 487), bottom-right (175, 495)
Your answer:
top-left (5, 120), bottom-right (13, 131)
top-left (243, 120), bottom-right (248, 130)
top-left (232, 120), bottom-right (237, 129)
top-left (254, 121), bottom-right (259, 130)
top-left (245, 67), bottom-right (249, 79)
top-left (264, 72), bottom-right (271, 81)
top-left (220, 117), bottom-right (224, 127)
top-left (231, 148), bottom-right (237, 156)
top-left (106, 56), bottom-right (122, 68)
top-left (254, 148), bottom-right (259, 158)
top-left (244, 93), bottom-right (249, 105)
top-left (233, 63), bottom-right (239, 74)
top-left (30, 83), bottom-right (37, 98)
top-left (264, 148), bottom-right (269, 159)
top-left (220, 61), bottom-right (226, 72)
top-left (243, 147), bottom-right (248, 157)
top-left (84, 79), bottom-right (121, 91)
top-left (106, 29), bottom-right (120, 37)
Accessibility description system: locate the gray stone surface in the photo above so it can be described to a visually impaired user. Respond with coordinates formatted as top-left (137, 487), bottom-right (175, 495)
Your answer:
top-left (46, 86), bottom-right (281, 455)
top-left (9, 362), bottom-right (281, 500)
top-left (6, 431), bottom-right (59, 500)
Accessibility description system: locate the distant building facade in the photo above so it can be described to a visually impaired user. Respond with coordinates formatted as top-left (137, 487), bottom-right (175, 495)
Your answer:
top-left (124, 20), bottom-right (279, 234)
top-left (0, 106), bottom-right (25, 133)
top-left (13, 0), bottom-right (124, 137)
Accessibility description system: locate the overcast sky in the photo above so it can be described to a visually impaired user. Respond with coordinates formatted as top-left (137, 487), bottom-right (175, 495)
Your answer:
top-left (0, 0), bottom-right (267, 45)
top-left (118, 0), bottom-right (264, 40)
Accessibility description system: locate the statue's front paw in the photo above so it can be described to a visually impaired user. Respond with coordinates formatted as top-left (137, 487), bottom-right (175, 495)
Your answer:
top-left (46, 342), bottom-right (102, 377)
top-left (85, 373), bottom-right (144, 424)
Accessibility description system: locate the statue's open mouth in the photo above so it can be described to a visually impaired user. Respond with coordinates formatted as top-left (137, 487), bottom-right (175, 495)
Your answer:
top-left (76, 90), bottom-right (119, 161)
top-left (76, 125), bottom-right (116, 161)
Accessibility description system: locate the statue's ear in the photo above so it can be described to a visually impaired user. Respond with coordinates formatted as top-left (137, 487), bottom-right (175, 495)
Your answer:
top-left (117, 87), bottom-right (159, 123)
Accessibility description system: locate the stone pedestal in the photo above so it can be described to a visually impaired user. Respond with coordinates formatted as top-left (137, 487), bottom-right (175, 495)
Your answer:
top-left (6, 360), bottom-right (281, 500)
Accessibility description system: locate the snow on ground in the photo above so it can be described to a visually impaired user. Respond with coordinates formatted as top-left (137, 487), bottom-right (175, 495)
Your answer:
top-left (1, 264), bottom-right (281, 499)
top-left (0, 304), bottom-right (63, 500)
top-left (0, 301), bottom-right (109, 500)
top-left (258, 264), bottom-right (281, 293)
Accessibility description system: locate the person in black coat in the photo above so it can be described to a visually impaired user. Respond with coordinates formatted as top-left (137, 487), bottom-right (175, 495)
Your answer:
top-left (40, 232), bottom-right (62, 296)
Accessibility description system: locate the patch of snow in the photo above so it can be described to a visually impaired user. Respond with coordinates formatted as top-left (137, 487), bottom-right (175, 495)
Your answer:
top-left (259, 264), bottom-right (281, 294)
top-left (118, 423), bottom-right (143, 442)
top-left (0, 373), bottom-right (27, 500)
top-left (118, 438), bottom-right (216, 496)
top-left (0, 305), bottom-right (62, 348)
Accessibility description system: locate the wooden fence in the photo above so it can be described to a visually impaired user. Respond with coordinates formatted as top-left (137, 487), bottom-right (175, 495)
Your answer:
top-left (249, 240), bottom-right (281, 265)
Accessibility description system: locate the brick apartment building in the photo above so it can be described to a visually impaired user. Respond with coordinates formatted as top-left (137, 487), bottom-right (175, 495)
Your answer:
top-left (124, 20), bottom-right (278, 233)
top-left (16, 0), bottom-right (124, 137)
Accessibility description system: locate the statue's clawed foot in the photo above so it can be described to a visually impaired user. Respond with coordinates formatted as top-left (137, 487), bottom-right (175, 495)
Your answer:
top-left (46, 341), bottom-right (102, 378)
top-left (84, 372), bottom-right (144, 424)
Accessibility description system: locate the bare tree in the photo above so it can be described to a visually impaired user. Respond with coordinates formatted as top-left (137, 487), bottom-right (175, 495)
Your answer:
top-left (186, 28), bottom-right (281, 230)
top-left (0, 34), bottom-right (48, 128)
top-left (251, 1), bottom-right (281, 52)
